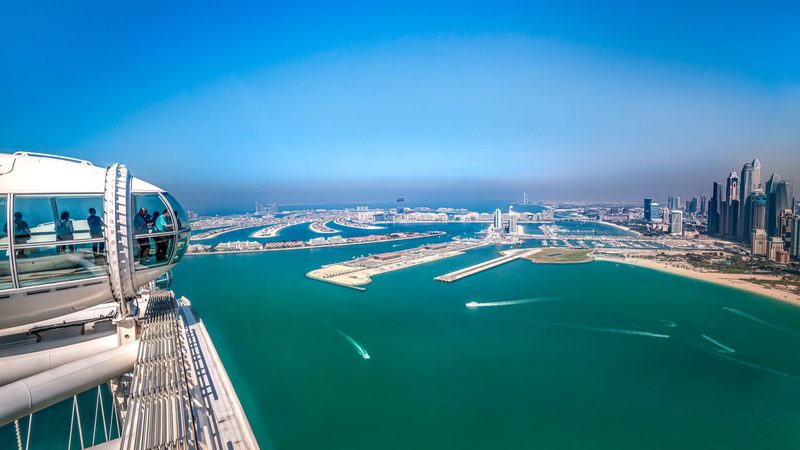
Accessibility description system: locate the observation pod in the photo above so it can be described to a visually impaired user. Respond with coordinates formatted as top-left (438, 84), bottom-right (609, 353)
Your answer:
top-left (0, 152), bottom-right (191, 328)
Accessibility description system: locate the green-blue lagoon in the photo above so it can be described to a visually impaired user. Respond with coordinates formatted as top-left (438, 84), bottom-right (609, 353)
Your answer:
top-left (170, 237), bottom-right (800, 449)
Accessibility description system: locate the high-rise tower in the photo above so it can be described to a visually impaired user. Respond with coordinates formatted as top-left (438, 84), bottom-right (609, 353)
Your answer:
top-left (750, 190), bottom-right (767, 232)
top-left (767, 179), bottom-right (793, 237)
top-left (725, 171), bottom-right (739, 238)
top-left (739, 162), bottom-right (754, 242)
top-left (708, 182), bottom-right (722, 236)
top-left (752, 158), bottom-right (761, 189)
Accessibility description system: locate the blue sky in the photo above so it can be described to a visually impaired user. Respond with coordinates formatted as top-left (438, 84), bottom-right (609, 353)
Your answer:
top-left (1, 1), bottom-right (799, 211)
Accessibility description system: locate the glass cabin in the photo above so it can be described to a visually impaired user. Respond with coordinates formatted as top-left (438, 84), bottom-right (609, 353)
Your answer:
top-left (0, 191), bottom-right (190, 291)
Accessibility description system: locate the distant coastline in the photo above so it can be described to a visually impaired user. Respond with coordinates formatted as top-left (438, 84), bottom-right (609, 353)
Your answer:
top-left (597, 255), bottom-right (800, 308)
top-left (186, 231), bottom-right (445, 256)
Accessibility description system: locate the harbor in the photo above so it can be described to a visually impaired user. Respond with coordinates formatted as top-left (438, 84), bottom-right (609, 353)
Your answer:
top-left (306, 239), bottom-right (487, 289)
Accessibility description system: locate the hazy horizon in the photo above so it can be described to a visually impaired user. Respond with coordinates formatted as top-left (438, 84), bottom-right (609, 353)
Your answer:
top-left (2, 2), bottom-right (798, 211)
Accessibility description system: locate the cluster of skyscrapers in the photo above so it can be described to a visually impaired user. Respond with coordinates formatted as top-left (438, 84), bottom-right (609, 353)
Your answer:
top-left (643, 198), bottom-right (684, 235)
top-left (492, 206), bottom-right (520, 236)
top-left (706, 158), bottom-right (798, 262)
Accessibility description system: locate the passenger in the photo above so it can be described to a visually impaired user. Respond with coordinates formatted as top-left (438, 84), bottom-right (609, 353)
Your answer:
top-left (134, 207), bottom-right (151, 261)
top-left (55, 211), bottom-right (75, 254)
top-left (87, 208), bottom-right (105, 256)
top-left (154, 209), bottom-right (172, 261)
top-left (3, 212), bottom-right (31, 257)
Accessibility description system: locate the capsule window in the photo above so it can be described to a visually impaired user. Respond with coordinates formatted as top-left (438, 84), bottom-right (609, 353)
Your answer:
top-left (0, 194), bottom-right (11, 290)
top-left (15, 243), bottom-right (107, 287)
top-left (134, 234), bottom-right (175, 268)
top-left (171, 232), bottom-right (190, 264)
top-left (12, 195), bottom-right (104, 244)
top-left (163, 192), bottom-right (191, 232)
top-left (132, 194), bottom-right (172, 236)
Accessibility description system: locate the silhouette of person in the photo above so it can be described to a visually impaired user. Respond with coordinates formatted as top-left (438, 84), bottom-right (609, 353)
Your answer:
top-left (87, 207), bottom-right (105, 256)
top-left (154, 209), bottom-right (172, 261)
top-left (134, 207), bottom-right (151, 261)
top-left (56, 211), bottom-right (75, 254)
top-left (4, 212), bottom-right (31, 257)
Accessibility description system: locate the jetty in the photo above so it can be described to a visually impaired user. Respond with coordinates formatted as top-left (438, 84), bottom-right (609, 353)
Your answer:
top-left (435, 248), bottom-right (540, 283)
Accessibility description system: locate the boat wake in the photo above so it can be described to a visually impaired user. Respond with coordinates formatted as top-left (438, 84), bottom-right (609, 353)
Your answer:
top-left (553, 323), bottom-right (670, 339)
top-left (723, 307), bottom-right (800, 337)
top-left (337, 330), bottom-right (371, 359)
top-left (693, 346), bottom-right (800, 381)
top-left (465, 297), bottom-right (562, 309)
top-left (701, 334), bottom-right (735, 353)
top-left (624, 312), bottom-right (677, 328)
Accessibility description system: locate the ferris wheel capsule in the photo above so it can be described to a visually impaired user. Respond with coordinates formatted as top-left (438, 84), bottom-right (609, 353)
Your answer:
top-left (0, 152), bottom-right (191, 328)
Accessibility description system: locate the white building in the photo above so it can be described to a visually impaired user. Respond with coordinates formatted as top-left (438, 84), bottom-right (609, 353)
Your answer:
top-left (669, 210), bottom-right (683, 235)
top-left (493, 209), bottom-right (503, 231)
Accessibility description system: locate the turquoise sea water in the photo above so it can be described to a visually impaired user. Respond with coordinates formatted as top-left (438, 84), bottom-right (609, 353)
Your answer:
top-left (172, 238), bottom-right (800, 449)
top-left (3, 222), bottom-right (800, 449)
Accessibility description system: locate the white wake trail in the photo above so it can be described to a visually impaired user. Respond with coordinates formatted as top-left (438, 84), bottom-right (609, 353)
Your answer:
top-left (564, 324), bottom-right (670, 339)
top-left (723, 307), bottom-right (800, 337)
top-left (701, 334), bottom-right (735, 353)
top-left (337, 330), bottom-right (371, 359)
top-left (624, 312), bottom-right (677, 328)
top-left (465, 297), bottom-right (562, 309)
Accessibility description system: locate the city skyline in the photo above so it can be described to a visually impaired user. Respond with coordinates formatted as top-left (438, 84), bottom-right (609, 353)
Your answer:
top-left (2, 2), bottom-right (799, 211)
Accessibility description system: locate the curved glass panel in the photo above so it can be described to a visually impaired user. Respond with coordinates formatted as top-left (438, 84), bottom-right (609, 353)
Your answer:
top-left (0, 195), bottom-right (9, 289)
top-left (132, 194), bottom-right (171, 236)
top-left (163, 193), bottom-right (190, 232)
top-left (13, 195), bottom-right (104, 243)
top-left (0, 194), bottom-right (8, 246)
top-left (0, 251), bottom-right (12, 290)
top-left (134, 234), bottom-right (175, 268)
top-left (171, 232), bottom-right (190, 264)
top-left (16, 243), bottom-right (107, 287)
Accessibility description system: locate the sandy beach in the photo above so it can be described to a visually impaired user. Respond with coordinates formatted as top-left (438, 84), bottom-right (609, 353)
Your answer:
top-left (597, 255), bottom-right (800, 308)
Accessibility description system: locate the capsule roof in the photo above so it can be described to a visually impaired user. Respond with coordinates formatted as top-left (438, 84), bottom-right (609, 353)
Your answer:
top-left (0, 152), bottom-right (162, 193)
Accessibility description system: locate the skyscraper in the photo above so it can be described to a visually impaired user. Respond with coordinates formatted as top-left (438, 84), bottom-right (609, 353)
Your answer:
top-left (779, 209), bottom-right (794, 252)
top-left (689, 197), bottom-right (699, 214)
top-left (738, 161), bottom-right (754, 242)
top-left (669, 210), bottom-right (683, 235)
top-left (493, 208), bottom-right (503, 232)
top-left (767, 177), bottom-right (793, 237)
top-left (700, 194), bottom-right (708, 216)
top-left (725, 171), bottom-right (739, 238)
top-left (644, 198), bottom-right (653, 222)
top-left (668, 196), bottom-right (681, 210)
top-left (752, 158), bottom-right (761, 189)
top-left (791, 216), bottom-right (800, 259)
top-left (650, 202), bottom-right (662, 223)
top-left (708, 183), bottom-right (722, 235)
top-left (750, 190), bottom-right (767, 232)
top-left (508, 205), bottom-right (518, 234)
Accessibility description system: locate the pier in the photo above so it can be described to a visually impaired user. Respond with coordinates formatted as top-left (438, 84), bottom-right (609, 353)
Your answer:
top-left (435, 248), bottom-right (539, 283)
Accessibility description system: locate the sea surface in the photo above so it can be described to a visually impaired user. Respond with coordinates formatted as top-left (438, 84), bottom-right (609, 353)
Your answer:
top-left (3, 222), bottom-right (800, 449)
top-left (175, 228), bottom-right (800, 450)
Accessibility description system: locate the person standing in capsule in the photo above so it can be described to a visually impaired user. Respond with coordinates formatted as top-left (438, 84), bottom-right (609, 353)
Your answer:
top-left (55, 211), bottom-right (75, 254)
top-left (4, 212), bottom-right (31, 257)
top-left (154, 208), bottom-right (172, 261)
top-left (134, 207), bottom-right (151, 261)
top-left (87, 208), bottom-right (104, 257)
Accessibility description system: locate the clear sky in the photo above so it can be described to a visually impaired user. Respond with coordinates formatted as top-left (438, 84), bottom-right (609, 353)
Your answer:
top-left (2, 1), bottom-right (799, 212)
